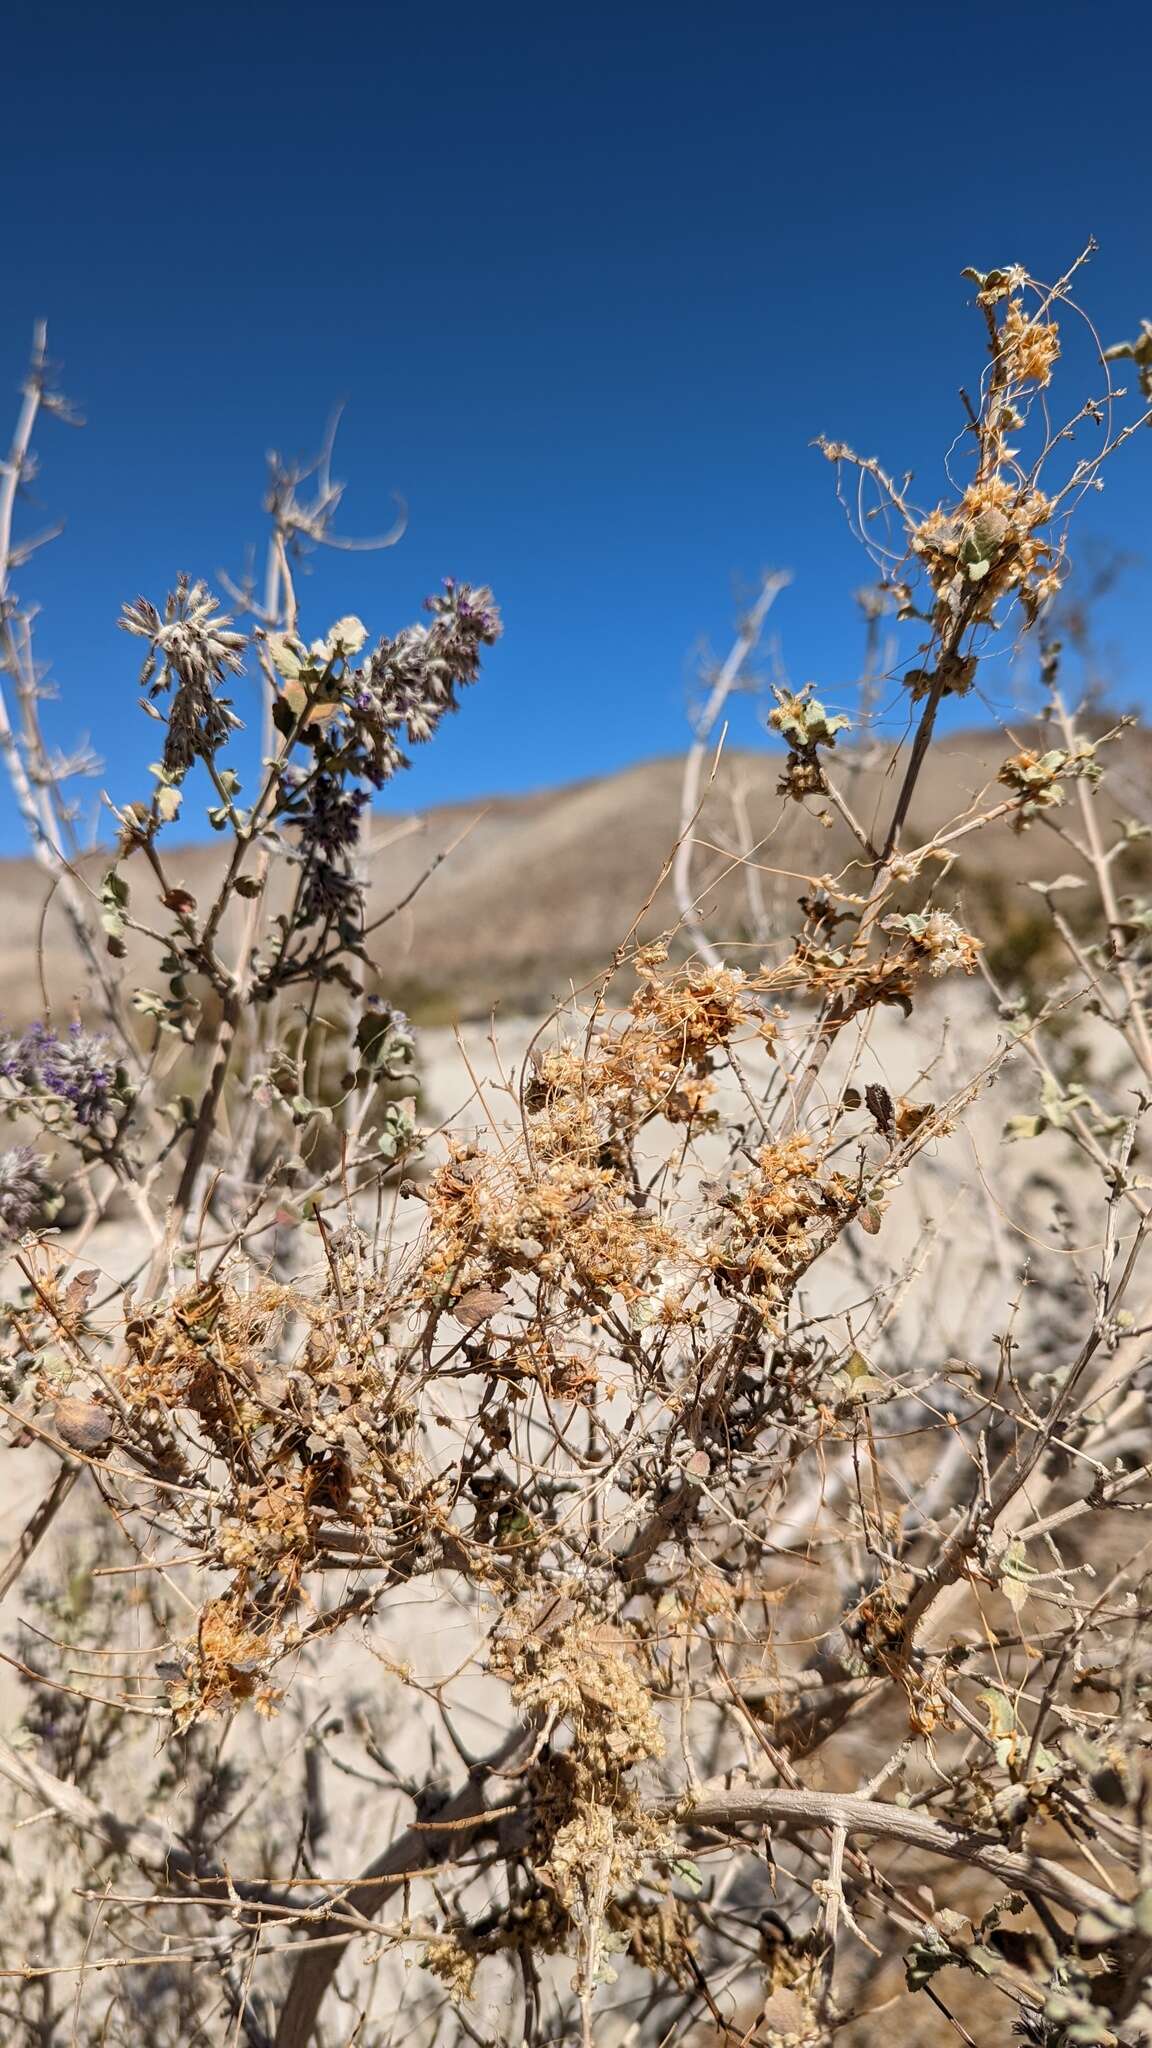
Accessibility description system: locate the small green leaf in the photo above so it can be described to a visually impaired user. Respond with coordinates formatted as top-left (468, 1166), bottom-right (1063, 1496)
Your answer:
top-left (1003, 1114), bottom-right (1047, 1142)
top-left (1028, 873), bottom-right (1087, 896)
top-left (999, 1537), bottom-right (1037, 1614)
top-left (979, 1687), bottom-right (1016, 1740)
top-left (100, 870), bottom-right (129, 955)
top-left (266, 634), bottom-right (303, 681)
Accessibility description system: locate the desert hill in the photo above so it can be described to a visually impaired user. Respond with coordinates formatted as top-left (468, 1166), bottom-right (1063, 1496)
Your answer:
top-left (1, 722), bottom-right (1148, 1023)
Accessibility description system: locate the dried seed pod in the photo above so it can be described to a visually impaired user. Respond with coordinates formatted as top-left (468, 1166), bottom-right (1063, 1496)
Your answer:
top-left (53, 1395), bottom-right (114, 1455)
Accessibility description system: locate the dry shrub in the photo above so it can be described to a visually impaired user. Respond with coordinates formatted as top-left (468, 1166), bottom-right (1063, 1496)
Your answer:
top-left (1, 255), bottom-right (1152, 2048)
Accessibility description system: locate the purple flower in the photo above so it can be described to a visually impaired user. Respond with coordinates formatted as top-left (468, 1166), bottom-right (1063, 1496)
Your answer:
top-left (292, 777), bottom-right (370, 859)
top-left (38, 1024), bottom-right (119, 1129)
top-left (275, 583), bottom-right (500, 937)
top-left (349, 581), bottom-right (502, 775)
top-left (0, 1024), bottom-right (43, 1088)
top-left (0, 1022), bottom-right (121, 1131)
top-left (279, 774), bottom-right (373, 928)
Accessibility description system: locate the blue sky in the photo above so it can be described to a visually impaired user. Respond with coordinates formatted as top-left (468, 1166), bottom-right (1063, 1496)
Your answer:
top-left (1, 0), bottom-right (1149, 853)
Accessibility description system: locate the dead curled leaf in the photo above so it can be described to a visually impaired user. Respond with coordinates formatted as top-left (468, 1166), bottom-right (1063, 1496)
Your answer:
top-left (865, 1082), bottom-right (894, 1136)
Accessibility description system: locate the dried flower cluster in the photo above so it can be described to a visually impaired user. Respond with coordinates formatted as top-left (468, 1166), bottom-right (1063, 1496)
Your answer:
top-left (122, 576), bottom-right (247, 776)
top-left (0, 1144), bottom-right (61, 1239)
top-left (818, 255), bottom-right (1142, 738)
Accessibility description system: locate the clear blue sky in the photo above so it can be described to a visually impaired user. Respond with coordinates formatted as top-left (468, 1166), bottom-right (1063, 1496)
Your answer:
top-left (2, 0), bottom-right (1149, 853)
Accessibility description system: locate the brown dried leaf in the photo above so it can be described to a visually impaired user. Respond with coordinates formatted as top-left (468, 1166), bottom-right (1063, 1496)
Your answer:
top-left (60, 1269), bottom-right (100, 1322)
top-left (450, 1285), bottom-right (511, 1329)
top-left (53, 1396), bottom-right (114, 1455)
top-left (895, 1096), bottom-right (934, 1140)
